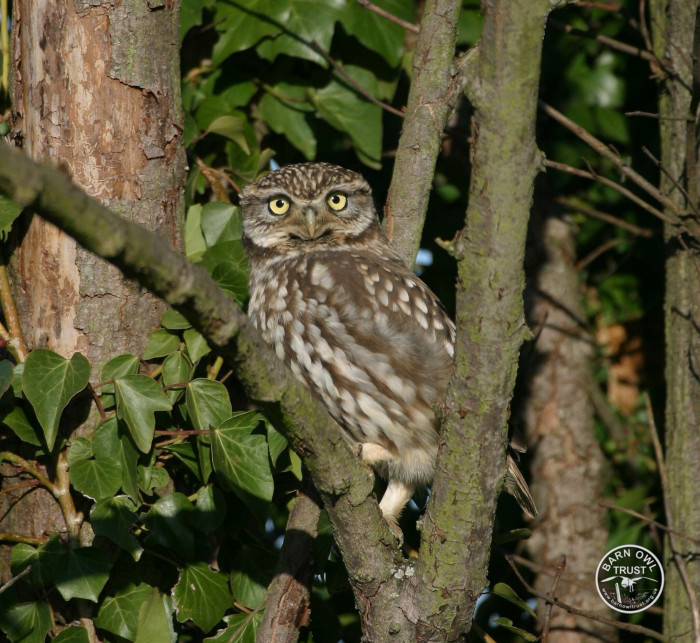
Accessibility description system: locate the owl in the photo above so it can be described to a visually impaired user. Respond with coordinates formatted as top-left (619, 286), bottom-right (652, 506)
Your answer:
top-left (240, 163), bottom-right (536, 526)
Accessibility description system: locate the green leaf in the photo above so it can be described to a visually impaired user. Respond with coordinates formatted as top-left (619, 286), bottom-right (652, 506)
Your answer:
top-left (119, 429), bottom-right (142, 503)
top-left (93, 417), bottom-right (121, 457)
top-left (0, 194), bottom-right (23, 240)
top-left (211, 413), bottom-right (273, 517)
top-left (184, 329), bottom-right (212, 364)
top-left (255, 0), bottom-right (346, 67)
top-left (0, 359), bottom-right (14, 397)
top-left (55, 547), bottom-right (112, 602)
top-left (492, 582), bottom-right (537, 618)
top-left (2, 405), bottom-right (45, 448)
top-left (180, 0), bottom-right (206, 42)
top-left (259, 91), bottom-right (316, 160)
top-left (142, 493), bottom-right (195, 560)
top-left (490, 617), bottom-right (538, 642)
top-left (10, 536), bottom-right (65, 589)
top-left (201, 202), bottom-right (243, 246)
top-left (199, 240), bottom-right (249, 305)
top-left (70, 455), bottom-right (123, 500)
top-left (173, 563), bottom-right (232, 632)
top-left (342, 0), bottom-right (411, 67)
top-left (0, 602), bottom-right (51, 643)
top-left (206, 613), bottom-right (262, 643)
top-left (230, 544), bottom-right (276, 609)
top-left (134, 588), bottom-right (172, 643)
top-left (100, 354), bottom-right (140, 409)
top-left (207, 115), bottom-right (250, 154)
top-left (162, 352), bottom-right (193, 404)
top-left (192, 485), bottom-right (227, 533)
top-left (163, 441), bottom-right (201, 480)
top-left (143, 329), bottom-right (181, 360)
top-left (115, 375), bottom-right (172, 453)
top-left (186, 204), bottom-right (207, 260)
top-left (186, 379), bottom-right (232, 432)
top-left (311, 66), bottom-right (383, 168)
top-left (212, 0), bottom-right (289, 66)
top-left (22, 350), bottom-right (90, 451)
top-left (266, 422), bottom-right (287, 466)
top-left (160, 309), bottom-right (191, 330)
top-left (52, 627), bottom-right (89, 643)
top-left (137, 464), bottom-right (171, 494)
top-left (67, 437), bottom-right (93, 465)
top-left (91, 496), bottom-right (143, 561)
top-left (96, 583), bottom-right (154, 640)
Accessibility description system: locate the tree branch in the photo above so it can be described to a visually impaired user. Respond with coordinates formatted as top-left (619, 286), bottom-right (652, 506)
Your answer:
top-left (383, 0), bottom-right (475, 265)
top-left (0, 139), bottom-right (402, 623)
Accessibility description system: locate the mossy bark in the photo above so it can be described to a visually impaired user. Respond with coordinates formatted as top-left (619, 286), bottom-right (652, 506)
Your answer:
top-left (650, 1), bottom-right (700, 638)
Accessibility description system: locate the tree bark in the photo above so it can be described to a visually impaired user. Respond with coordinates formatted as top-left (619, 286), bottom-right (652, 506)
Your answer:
top-left (1, 0), bottom-right (184, 586)
top-left (522, 191), bottom-right (617, 642)
top-left (650, 1), bottom-right (700, 639)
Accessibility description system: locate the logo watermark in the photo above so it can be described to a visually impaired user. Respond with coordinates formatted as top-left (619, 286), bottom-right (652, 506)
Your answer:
top-left (595, 545), bottom-right (664, 613)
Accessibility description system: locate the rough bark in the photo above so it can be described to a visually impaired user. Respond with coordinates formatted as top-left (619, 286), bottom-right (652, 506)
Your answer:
top-left (408, 1), bottom-right (551, 639)
top-left (650, 1), bottom-right (700, 639)
top-left (382, 0), bottom-right (472, 266)
top-left (522, 192), bottom-right (617, 642)
top-left (1, 0), bottom-right (184, 585)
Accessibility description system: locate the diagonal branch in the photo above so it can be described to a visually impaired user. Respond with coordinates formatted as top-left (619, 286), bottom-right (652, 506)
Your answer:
top-left (0, 138), bottom-right (401, 612)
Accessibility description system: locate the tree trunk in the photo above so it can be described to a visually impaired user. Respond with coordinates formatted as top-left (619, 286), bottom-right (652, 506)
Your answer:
top-left (1, 0), bottom-right (184, 583)
top-left (650, 1), bottom-right (700, 639)
top-left (522, 190), bottom-right (617, 642)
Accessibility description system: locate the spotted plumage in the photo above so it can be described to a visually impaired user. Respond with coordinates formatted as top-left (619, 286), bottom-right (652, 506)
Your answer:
top-left (240, 162), bottom-right (536, 522)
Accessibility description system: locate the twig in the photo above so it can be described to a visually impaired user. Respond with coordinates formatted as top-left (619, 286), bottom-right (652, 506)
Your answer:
top-left (549, 19), bottom-right (658, 63)
top-left (0, 452), bottom-right (57, 493)
top-left (0, 532), bottom-right (48, 546)
top-left (626, 111), bottom-right (693, 121)
top-left (88, 383), bottom-right (106, 422)
top-left (541, 556), bottom-right (566, 643)
top-left (540, 102), bottom-right (699, 235)
top-left (599, 501), bottom-right (700, 548)
top-left (642, 146), bottom-right (699, 215)
top-left (544, 159), bottom-right (673, 225)
top-left (555, 196), bottom-right (655, 237)
top-left (0, 566), bottom-right (32, 596)
top-left (505, 555), bottom-right (668, 641)
top-left (356, 0), bottom-right (419, 33)
top-left (0, 261), bottom-right (29, 362)
top-left (310, 41), bottom-right (405, 118)
top-left (575, 238), bottom-right (627, 271)
top-left (645, 392), bottom-right (700, 643)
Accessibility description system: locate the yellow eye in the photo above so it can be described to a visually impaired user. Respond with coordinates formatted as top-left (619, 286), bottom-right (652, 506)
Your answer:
top-left (327, 192), bottom-right (347, 211)
top-left (268, 196), bottom-right (290, 215)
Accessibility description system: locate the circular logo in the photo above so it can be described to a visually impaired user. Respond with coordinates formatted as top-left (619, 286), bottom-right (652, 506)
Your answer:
top-left (595, 545), bottom-right (664, 613)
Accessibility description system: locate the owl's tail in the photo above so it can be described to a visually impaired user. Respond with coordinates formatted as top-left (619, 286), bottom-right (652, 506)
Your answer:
top-left (505, 454), bottom-right (538, 518)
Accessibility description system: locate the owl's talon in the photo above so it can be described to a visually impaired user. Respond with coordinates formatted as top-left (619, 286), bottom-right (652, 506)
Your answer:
top-left (385, 515), bottom-right (404, 545)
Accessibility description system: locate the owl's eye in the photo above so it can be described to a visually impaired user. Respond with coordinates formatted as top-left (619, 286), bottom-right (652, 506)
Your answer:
top-left (327, 192), bottom-right (347, 211)
top-left (268, 196), bottom-right (290, 215)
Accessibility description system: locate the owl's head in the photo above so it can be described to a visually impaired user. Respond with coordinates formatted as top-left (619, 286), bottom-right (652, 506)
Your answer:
top-left (240, 163), bottom-right (381, 254)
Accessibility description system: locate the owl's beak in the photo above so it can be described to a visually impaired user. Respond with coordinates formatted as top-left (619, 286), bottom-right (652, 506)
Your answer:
top-left (303, 209), bottom-right (317, 237)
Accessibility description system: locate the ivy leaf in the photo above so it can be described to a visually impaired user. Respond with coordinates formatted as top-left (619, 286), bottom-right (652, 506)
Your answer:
top-left (206, 613), bottom-right (262, 643)
top-left (186, 379), bottom-right (232, 432)
top-left (100, 354), bottom-right (140, 409)
top-left (96, 583), bottom-right (154, 640)
top-left (142, 329), bottom-right (181, 360)
top-left (119, 429), bottom-right (142, 503)
top-left (212, 0), bottom-right (290, 66)
top-left (141, 493), bottom-right (195, 561)
top-left (211, 413), bottom-right (273, 519)
top-left (22, 350), bottom-right (90, 451)
top-left (201, 202), bottom-right (243, 246)
top-left (10, 535), bottom-right (65, 589)
top-left (70, 455), bottom-right (123, 501)
top-left (173, 563), bottom-right (232, 632)
top-left (199, 240), bottom-right (249, 305)
top-left (492, 582), bottom-right (537, 618)
top-left (91, 496), bottom-right (143, 561)
top-left (185, 204), bottom-right (207, 261)
top-left (133, 588), bottom-right (173, 643)
top-left (54, 547), bottom-right (112, 602)
top-left (259, 90), bottom-right (316, 159)
top-left (160, 308), bottom-right (191, 330)
top-left (162, 352), bottom-right (193, 404)
top-left (67, 437), bottom-right (93, 465)
top-left (229, 544), bottom-right (277, 610)
top-left (191, 485), bottom-right (227, 533)
top-left (255, 0), bottom-right (346, 67)
top-left (115, 375), bottom-right (172, 453)
top-left (207, 115), bottom-right (250, 154)
top-left (0, 194), bottom-right (23, 240)
top-left (266, 422), bottom-right (287, 466)
top-left (0, 602), bottom-right (52, 643)
top-left (2, 405), bottom-right (45, 448)
top-left (342, 0), bottom-right (412, 67)
top-left (0, 359), bottom-right (14, 398)
top-left (184, 329), bottom-right (212, 364)
top-left (311, 66), bottom-right (383, 168)
top-left (52, 627), bottom-right (89, 643)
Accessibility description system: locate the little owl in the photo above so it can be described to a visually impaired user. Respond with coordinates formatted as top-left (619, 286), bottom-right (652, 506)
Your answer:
top-left (240, 162), bottom-right (537, 525)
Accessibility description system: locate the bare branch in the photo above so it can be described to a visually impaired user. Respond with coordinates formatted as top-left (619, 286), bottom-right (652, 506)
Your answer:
top-left (555, 196), bottom-right (655, 237)
top-left (355, 0), bottom-right (419, 33)
top-left (541, 556), bottom-right (566, 643)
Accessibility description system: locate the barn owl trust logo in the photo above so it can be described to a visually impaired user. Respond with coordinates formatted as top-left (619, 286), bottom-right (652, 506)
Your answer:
top-left (595, 545), bottom-right (664, 613)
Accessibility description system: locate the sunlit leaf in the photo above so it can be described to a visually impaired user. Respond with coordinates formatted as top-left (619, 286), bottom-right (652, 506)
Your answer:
top-left (55, 547), bottom-right (112, 602)
top-left (173, 563), bottom-right (232, 632)
top-left (91, 496), bottom-right (143, 561)
top-left (96, 583), bottom-right (154, 640)
top-left (115, 375), bottom-right (172, 453)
